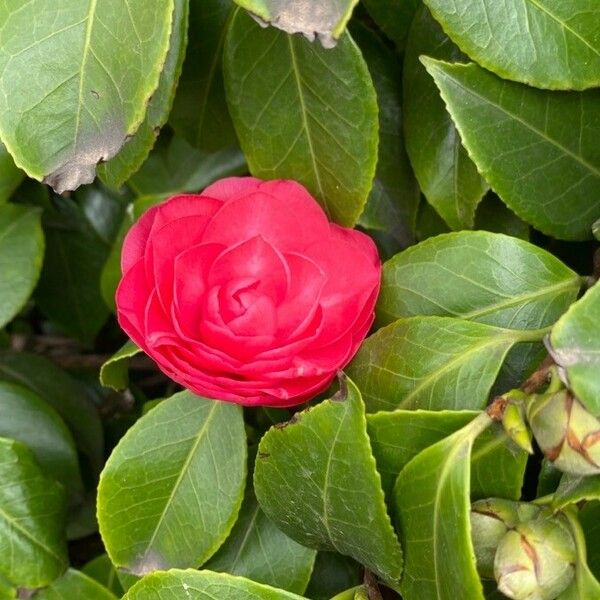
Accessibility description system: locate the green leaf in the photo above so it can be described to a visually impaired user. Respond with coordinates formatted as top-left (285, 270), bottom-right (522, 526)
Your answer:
top-left (0, 381), bottom-right (83, 501)
top-left (0, 143), bottom-right (24, 203)
top-left (35, 196), bottom-right (110, 343)
top-left (377, 231), bottom-right (580, 327)
top-left (474, 195), bottom-right (529, 241)
top-left (404, 8), bottom-right (487, 230)
top-left (205, 484), bottom-right (316, 594)
top-left (0, 350), bottom-right (103, 473)
top-left (99, 341), bottom-right (142, 391)
top-left (304, 552), bottom-right (361, 600)
top-left (550, 281), bottom-right (600, 414)
top-left (0, 204), bottom-right (44, 328)
top-left (0, 437), bottom-right (67, 588)
top-left (393, 413), bottom-right (491, 600)
top-left (376, 231), bottom-right (580, 390)
top-left (0, 0), bottom-right (174, 192)
top-left (169, 0), bottom-right (238, 152)
top-left (98, 0), bottom-right (189, 187)
top-left (233, 0), bottom-right (359, 47)
top-left (82, 554), bottom-right (124, 597)
top-left (558, 508), bottom-right (600, 599)
top-left (470, 423), bottom-right (528, 501)
top-left (353, 23), bottom-right (419, 252)
top-left (422, 59), bottom-right (600, 240)
top-left (346, 316), bottom-right (546, 412)
top-left (579, 502), bottom-right (600, 580)
top-left (422, 0), bottom-right (600, 90)
top-left (98, 391), bottom-right (247, 575)
top-left (224, 9), bottom-right (378, 227)
top-left (537, 458), bottom-right (563, 498)
top-left (124, 569), bottom-right (306, 599)
top-left (553, 474), bottom-right (600, 510)
top-left (362, 0), bottom-right (419, 49)
top-left (367, 410), bottom-right (526, 501)
top-left (100, 210), bottom-right (133, 311)
top-left (254, 378), bottom-right (403, 587)
top-left (32, 569), bottom-right (117, 600)
top-left (128, 137), bottom-right (246, 197)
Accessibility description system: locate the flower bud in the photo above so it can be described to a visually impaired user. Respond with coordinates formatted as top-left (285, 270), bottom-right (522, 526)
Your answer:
top-left (494, 514), bottom-right (576, 600)
top-left (527, 390), bottom-right (600, 475)
top-left (501, 391), bottom-right (533, 454)
top-left (470, 499), bottom-right (540, 579)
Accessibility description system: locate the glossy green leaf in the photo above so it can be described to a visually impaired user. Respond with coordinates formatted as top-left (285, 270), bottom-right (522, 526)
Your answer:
top-left (0, 350), bottom-right (103, 473)
top-left (404, 8), bottom-right (487, 230)
top-left (233, 0), bottom-right (359, 47)
top-left (367, 410), bottom-right (526, 501)
top-left (553, 474), bottom-right (600, 510)
top-left (423, 59), bottom-right (600, 240)
top-left (0, 381), bottom-right (83, 500)
top-left (32, 569), bottom-right (117, 600)
top-left (0, 204), bottom-right (44, 328)
top-left (353, 24), bottom-right (419, 252)
top-left (304, 552), bottom-right (361, 600)
top-left (82, 555), bottom-right (124, 596)
top-left (97, 0), bottom-right (189, 188)
top-left (362, 0), bottom-right (419, 49)
top-left (0, 143), bottom-right (24, 203)
top-left (558, 509), bottom-right (600, 599)
top-left (579, 502), bottom-right (600, 580)
top-left (347, 316), bottom-right (545, 412)
top-left (0, 0), bottom-right (174, 192)
top-left (224, 10), bottom-right (378, 227)
top-left (35, 197), bottom-right (110, 344)
top-left (550, 281), bottom-right (600, 414)
top-left (124, 569), bottom-right (306, 599)
top-left (170, 0), bottom-right (237, 152)
top-left (393, 413), bottom-right (491, 600)
top-left (377, 231), bottom-right (580, 327)
top-left (98, 391), bottom-right (247, 575)
top-left (0, 437), bottom-right (67, 588)
top-left (128, 137), bottom-right (246, 197)
top-left (99, 341), bottom-right (141, 391)
top-left (422, 0), bottom-right (600, 90)
top-left (254, 378), bottom-right (403, 587)
top-left (205, 485), bottom-right (316, 594)
top-left (378, 230), bottom-right (578, 390)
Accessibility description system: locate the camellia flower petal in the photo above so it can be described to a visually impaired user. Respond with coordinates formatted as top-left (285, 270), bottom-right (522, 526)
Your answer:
top-left (116, 177), bottom-right (382, 407)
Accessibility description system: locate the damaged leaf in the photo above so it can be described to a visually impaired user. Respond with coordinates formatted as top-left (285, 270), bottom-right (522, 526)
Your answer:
top-left (233, 0), bottom-right (359, 48)
top-left (0, 0), bottom-right (174, 192)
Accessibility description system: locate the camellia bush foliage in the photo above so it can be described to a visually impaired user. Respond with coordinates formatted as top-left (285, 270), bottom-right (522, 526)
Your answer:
top-left (1, 0), bottom-right (600, 599)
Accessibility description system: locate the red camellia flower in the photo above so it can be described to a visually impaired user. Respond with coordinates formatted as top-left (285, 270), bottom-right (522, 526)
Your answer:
top-left (116, 177), bottom-right (381, 407)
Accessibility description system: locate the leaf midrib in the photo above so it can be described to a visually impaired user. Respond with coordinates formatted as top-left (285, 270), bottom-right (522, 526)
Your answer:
top-left (143, 402), bottom-right (218, 557)
top-left (397, 330), bottom-right (514, 409)
top-left (0, 497), bottom-right (63, 567)
top-left (524, 0), bottom-right (600, 60)
top-left (73, 0), bottom-right (99, 149)
top-left (287, 35), bottom-right (328, 213)
top-left (388, 273), bottom-right (579, 324)
top-left (431, 63), bottom-right (600, 179)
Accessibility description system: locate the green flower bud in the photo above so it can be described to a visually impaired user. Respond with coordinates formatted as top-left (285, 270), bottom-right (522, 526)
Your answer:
top-left (501, 392), bottom-right (533, 454)
top-left (527, 390), bottom-right (600, 475)
top-left (470, 499), bottom-right (540, 579)
top-left (494, 514), bottom-right (576, 600)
